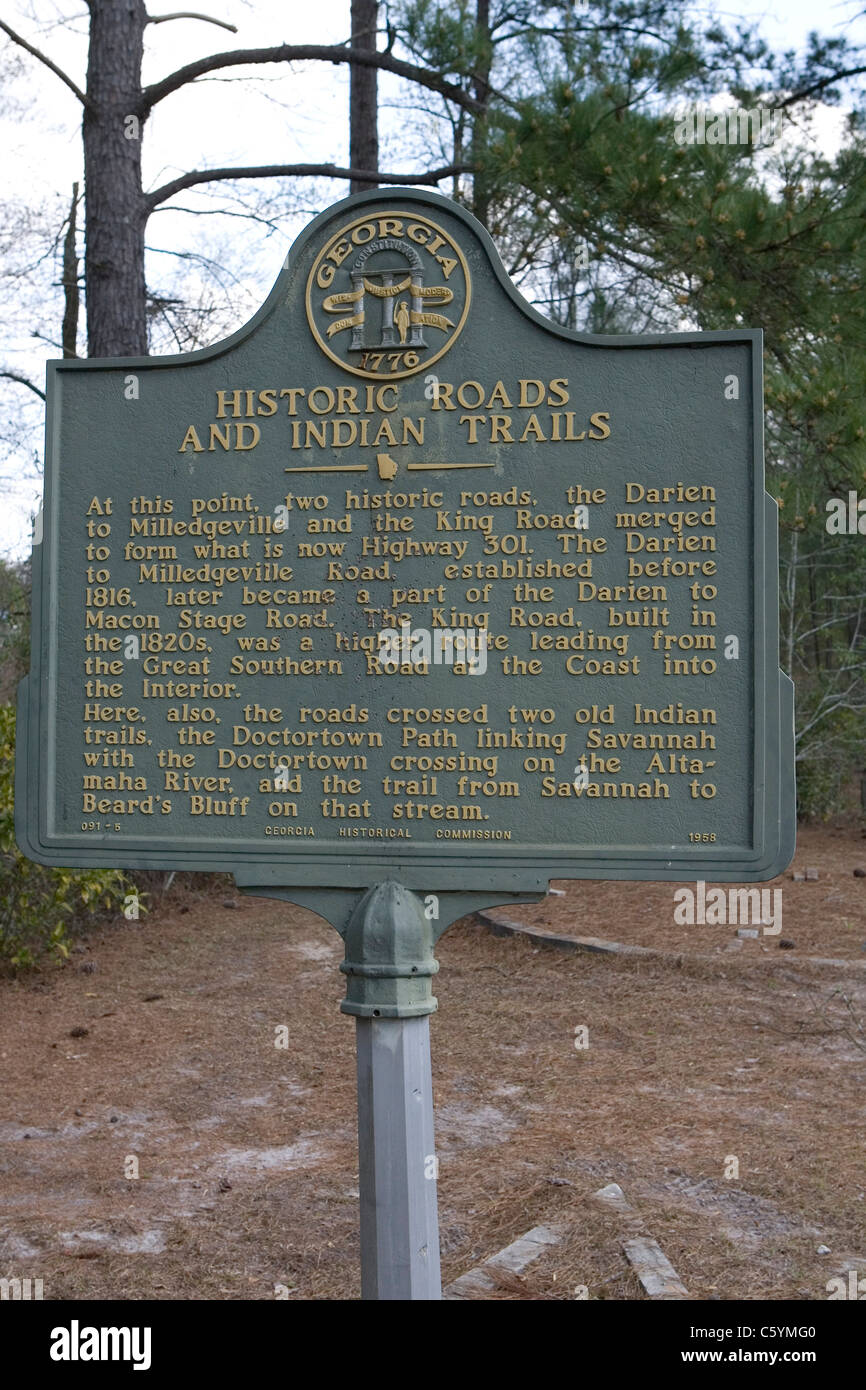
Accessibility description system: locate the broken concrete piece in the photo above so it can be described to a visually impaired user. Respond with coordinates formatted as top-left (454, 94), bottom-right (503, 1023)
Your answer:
top-left (445, 1224), bottom-right (562, 1300)
top-left (592, 1182), bottom-right (634, 1215)
top-left (474, 913), bottom-right (655, 957)
top-left (623, 1237), bottom-right (689, 1299)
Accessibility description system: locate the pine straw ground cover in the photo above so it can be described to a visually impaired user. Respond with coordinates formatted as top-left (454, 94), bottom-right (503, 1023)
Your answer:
top-left (0, 823), bottom-right (864, 1301)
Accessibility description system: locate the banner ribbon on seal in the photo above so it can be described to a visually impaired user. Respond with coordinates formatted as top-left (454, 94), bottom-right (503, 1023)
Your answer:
top-left (323, 279), bottom-right (455, 337)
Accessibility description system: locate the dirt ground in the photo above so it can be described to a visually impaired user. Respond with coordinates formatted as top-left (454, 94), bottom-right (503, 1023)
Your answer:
top-left (505, 821), bottom-right (866, 960)
top-left (1, 823), bottom-right (865, 1301)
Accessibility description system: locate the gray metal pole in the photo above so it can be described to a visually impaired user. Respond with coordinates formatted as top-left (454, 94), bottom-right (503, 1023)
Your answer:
top-left (339, 881), bottom-right (443, 1300)
top-left (237, 880), bottom-right (544, 1301)
top-left (356, 1014), bottom-right (442, 1300)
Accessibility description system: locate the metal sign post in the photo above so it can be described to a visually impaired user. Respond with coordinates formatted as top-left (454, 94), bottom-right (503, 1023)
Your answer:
top-left (237, 878), bottom-right (544, 1300)
top-left (343, 882), bottom-right (443, 1300)
top-left (356, 1014), bottom-right (440, 1299)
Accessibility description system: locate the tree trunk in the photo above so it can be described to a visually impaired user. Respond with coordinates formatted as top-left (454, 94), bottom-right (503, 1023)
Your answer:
top-left (83, 0), bottom-right (148, 357)
top-left (350, 0), bottom-right (378, 193)
top-left (61, 183), bottom-right (80, 358)
top-left (471, 0), bottom-right (491, 226)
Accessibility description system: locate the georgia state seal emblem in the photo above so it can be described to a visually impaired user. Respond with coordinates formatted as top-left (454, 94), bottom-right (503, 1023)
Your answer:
top-left (305, 210), bottom-right (471, 380)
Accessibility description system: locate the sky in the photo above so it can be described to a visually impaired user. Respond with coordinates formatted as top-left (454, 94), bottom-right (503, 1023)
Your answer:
top-left (0, 0), bottom-right (864, 557)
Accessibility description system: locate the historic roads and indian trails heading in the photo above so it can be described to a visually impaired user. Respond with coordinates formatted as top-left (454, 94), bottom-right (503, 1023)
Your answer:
top-left (16, 188), bottom-right (795, 892)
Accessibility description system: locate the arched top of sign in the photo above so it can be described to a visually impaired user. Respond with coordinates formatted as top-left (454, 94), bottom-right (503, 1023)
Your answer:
top-left (305, 210), bottom-right (472, 380)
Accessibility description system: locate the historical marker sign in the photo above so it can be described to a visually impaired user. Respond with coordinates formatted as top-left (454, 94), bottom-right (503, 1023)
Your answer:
top-left (16, 188), bottom-right (795, 890)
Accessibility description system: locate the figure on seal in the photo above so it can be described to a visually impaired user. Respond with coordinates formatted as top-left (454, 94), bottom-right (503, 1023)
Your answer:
top-left (394, 298), bottom-right (411, 345)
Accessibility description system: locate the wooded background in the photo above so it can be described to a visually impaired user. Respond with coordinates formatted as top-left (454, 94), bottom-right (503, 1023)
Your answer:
top-left (2, 0), bottom-right (866, 832)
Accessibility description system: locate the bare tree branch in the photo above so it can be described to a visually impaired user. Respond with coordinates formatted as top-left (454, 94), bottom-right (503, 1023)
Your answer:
top-left (777, 66), bottom-right (866, 109)
top-left (0, 371), bottom-right (46, 401)
top-left (150, 202), bottom-right (285, 233)
top-left (147, 11), bottom-right (238, 32)
top-left (146, 162), bottom-right (469, 209)
top-left (139, 43), bottom-right (488, 116)
top-left (0, 18), bottom-right (90, 107)
top-left (30, 331), bottom-right (67, 355)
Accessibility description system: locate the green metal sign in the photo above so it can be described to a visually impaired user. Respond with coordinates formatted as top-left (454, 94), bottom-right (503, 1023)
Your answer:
top-left (16, 187), bottom-right (795, 891)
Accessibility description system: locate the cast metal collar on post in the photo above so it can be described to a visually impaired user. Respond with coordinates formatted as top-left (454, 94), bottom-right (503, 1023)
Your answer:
top-left (340, 880), bottom-right (440, 1018)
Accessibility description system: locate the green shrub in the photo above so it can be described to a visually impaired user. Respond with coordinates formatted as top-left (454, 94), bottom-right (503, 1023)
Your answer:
top-left (794, 701), bottom-right (866, 821)
top-left (0, 704), bottom-right (129, 968)
top-left (795, 756), bottom-right (844, 822)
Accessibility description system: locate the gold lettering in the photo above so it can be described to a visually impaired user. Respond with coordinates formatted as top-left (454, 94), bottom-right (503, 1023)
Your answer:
top-left (178, 425), bottom-right (205, 453)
